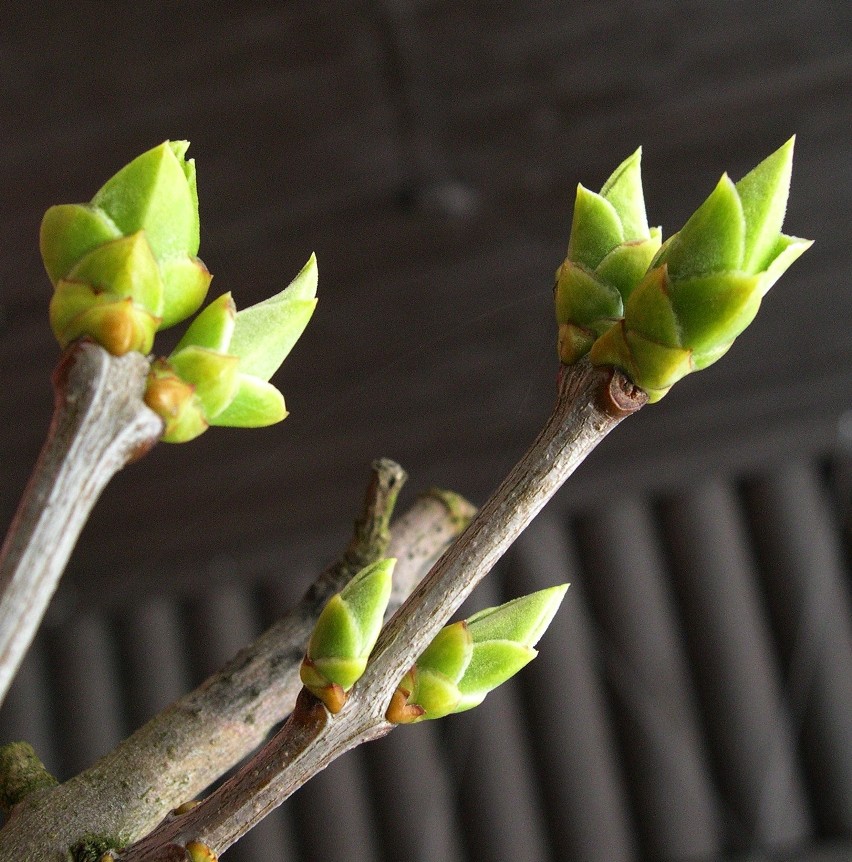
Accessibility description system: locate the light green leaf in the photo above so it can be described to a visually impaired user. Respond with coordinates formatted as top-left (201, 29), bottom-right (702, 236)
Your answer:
top-left (467, 585), bottom-right (568, 648)
top-left (736, 137), bottom-right (794, 274)
top-left (175, 292), bottom-right (236, 354)
top-left (92, 141), bottom-right (199, 261)
top-left (567, 185), bottom-right (625, 270)
top-left (759, 234), bottom-right (813, 296)
top-left (595, 228), bottom-right (662, 302)
top-left (622, 329), bottom-right (693, 393)
top-left (417, 621), bottom-right (473, 683)
top-left (210, 375), bottom-right (287, 427)
top-left (307, 594), bottom-right (361, 667)
top-left (40, 203), bottom-right (122, 285)
top-left (157, 256), bottom-right (212, 329)
top-left (623, 266), bottom-right (682, 348)
top-left (339, 558), bottom-right (395, 657)
top-left (64, 231), bottom-right (164, 314)
top-left (555, 261), bottom-right (623, 330)
top-left (668, 271), bottom-right (763, 352)
top-left (665, 175), bottom-right (746, 278)
top-left (410, 667), bottom-right (462, 720)
top-left (455, 641), bottom-right (537, 711)
top-left (600, 148), bottom-right (650, 241)
top-left (227, 255), bottom-right (318, 381)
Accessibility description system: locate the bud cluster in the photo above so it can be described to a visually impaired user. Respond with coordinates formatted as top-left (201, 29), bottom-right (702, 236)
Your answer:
top-left (41, 141), bottom-right (210, 355)
top-left (558, 139), bottom-right (811, 400)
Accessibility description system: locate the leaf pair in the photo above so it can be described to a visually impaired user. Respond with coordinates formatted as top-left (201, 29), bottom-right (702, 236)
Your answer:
top-left (386, 585), bottom-right (568, 724)
top-left (144, 256), bottom-right (318, 443)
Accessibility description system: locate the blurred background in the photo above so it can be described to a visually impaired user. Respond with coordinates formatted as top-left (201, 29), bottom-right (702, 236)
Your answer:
top-left (0, 2), bottom-right (850, 860)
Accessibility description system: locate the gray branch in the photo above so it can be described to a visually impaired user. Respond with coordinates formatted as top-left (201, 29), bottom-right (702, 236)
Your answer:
top-left (0, 340), bottom-right (162, 708)
top-left (116, 359), bottom-right (646, 860)
top-left (0, 470), bottom-right (472, 861)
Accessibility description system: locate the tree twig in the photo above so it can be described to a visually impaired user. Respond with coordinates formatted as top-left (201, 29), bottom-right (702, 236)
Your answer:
top-left (0, 340), bottom-right (162, 708)
top-left (0, 464), bottom-right (473, 861)
top-left (116, 359), bottom-right (646, 860)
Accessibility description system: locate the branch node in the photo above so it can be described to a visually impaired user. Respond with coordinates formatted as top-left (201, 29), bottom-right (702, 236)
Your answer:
top-left (596, 365), bottom-right (648, 417)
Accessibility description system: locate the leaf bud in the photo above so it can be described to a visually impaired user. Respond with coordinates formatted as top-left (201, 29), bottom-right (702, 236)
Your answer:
top-left (300, 558), bottom-right (395, 713)
top-left (555, 149), bottom-right (661, 363)
top-left (590, 138), bottom-right (812, 400)
top-left (387, 584), bottom-right (568, 723)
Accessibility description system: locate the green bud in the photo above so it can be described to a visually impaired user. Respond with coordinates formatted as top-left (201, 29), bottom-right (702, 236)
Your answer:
top-left (144, 256), bottom-right (317, 442)
top-left (48, 232), bottom-right (164, 355)
top-left (556, 149), bottom-right (661, 363)
top-left (143, 358), bottom-right (209, 444)
top-left (185, 841), bottom-right (218, 862)
top-left (301, 558), bottom-right (395, 713)
top-left (590, 139), bottom-right (812, 400)
top-left (387, 584), bottom-right (567, 723)
top-left (40, 141), bottom-right (212, 355)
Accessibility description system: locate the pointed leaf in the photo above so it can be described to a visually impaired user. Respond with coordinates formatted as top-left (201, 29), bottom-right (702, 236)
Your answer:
top-left (307, 594), bottom-right (361, 667)
top-left (665, 175), bottom-right (746, 278)
top-left (600, 148), bottom-right (650, 240)
top-left (668, 271), bottom-right (763, 352)
top-left (736, 137), bottom-right (794, 274)
top-left (466, 585), bottom-right (568, 648)
top-left (554, 261), bottom-right (622, 329)
top-left (228, 255), bottom-right (318, 381)
top-left (455, 642), bottom-right (537, 711)
top-left (157, 256), bottom-right (212, 329)
top-left (175, 292), bottom-right (236, 353)
top-left (595, 228), bottom-right (662, 302)
top-left (92, 141), bottom-right (198, 259)
top-left (567, 185), bottom-right (624, 270)
top-left (209, 375), bottom-right (287, 427)
top-left (65, 231), bottom-right (163, 314)
top-left (759, 234), bottom-right (813, 296)
top-left (623, 266), bottom-right (682, 348)
top-left (339, 558), bottom-right (395, 657)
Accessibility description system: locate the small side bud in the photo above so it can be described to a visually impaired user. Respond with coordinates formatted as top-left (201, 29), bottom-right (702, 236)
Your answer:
top-left (146, 256), bottom-right (317, 442)
top-left (144, 359), bottom-right (208, 443)
top-left (301, 558), bottom-right (395, 713)
top-left (185, 841), bottom-right (218, 862)
top-left (387, 585), bottom-right (568, 723)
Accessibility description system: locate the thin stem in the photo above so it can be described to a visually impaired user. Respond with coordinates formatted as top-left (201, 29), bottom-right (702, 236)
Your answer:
top-left (0, 340), bottom-right (162, 707)
top-left (117, 359), bottom-right (645, 860)
top-left (0, 468), bottom-right (471, 861)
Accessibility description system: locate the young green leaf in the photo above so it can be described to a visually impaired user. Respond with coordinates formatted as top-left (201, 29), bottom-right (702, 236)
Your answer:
top-left (387, 584), bottom-right (568, 723)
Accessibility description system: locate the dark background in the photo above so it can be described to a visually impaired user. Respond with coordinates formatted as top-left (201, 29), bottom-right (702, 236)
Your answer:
top-left (0, 3), bottom-right (850, 861)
